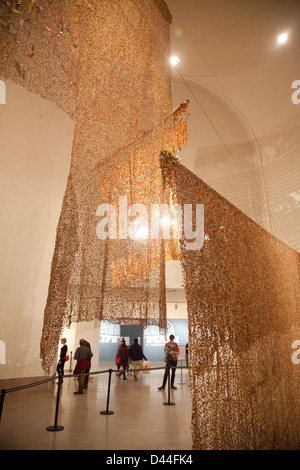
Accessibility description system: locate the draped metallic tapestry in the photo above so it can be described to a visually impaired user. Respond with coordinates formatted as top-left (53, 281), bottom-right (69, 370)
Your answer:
top-left (161, 153), bottom-right (300, 450)
top-left (0, 0), bottom-right (174, 374)
top-left (2, 0), bottom-right (300, 451)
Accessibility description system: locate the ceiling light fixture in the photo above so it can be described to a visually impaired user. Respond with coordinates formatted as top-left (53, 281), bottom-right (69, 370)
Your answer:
top-left (170, 56), bottom-right (180, 66)
top-left (277, 32), bottom-right (288, 44)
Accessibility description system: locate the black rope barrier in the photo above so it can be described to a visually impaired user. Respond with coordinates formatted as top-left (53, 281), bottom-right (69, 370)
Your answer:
top-left (0, 365), bottom-right (189, 429)
top-left (0, 376), bottom-right (55, 423)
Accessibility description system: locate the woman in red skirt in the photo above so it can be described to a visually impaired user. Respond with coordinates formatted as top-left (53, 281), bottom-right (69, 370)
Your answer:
top-left (116, 339), bottom-right (129, 380)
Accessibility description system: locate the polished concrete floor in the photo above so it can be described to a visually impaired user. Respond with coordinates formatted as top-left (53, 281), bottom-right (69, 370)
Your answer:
top-left (0, 362), bottom-right (192, 450)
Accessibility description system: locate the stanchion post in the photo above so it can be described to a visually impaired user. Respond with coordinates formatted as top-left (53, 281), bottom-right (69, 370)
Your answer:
top-left (0, 389), bottom-right (6, 423)
top-left (178, 360), bottom-right (185, 385)
top-left (46, 374), bottom-right (64, 431)
top-left (100, 369), bottom-right (114, 415)
top-left (163, 364), bottom-right (175, 406)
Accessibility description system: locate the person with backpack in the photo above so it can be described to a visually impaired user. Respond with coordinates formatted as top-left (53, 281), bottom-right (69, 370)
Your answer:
top-left (116, 339), bottom-right (129, 380)
top-left (73, 338), bottom-right (93, 394)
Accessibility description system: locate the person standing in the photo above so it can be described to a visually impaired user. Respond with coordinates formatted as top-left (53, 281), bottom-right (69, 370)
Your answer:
top-left (185, 342), bottom-right (189, 367)
top-left (116, 339), bottom-right (129, 380)
top-left (158, 335), bottom-right (179, 390)
top-left (83, 340), bottom-right (92, 390)
top-left (129, 338), bottom-right (148, 381)
top-left (56, 338), bottom-right (68, 383)
top-left (73, 339), bottom-right (93, 394)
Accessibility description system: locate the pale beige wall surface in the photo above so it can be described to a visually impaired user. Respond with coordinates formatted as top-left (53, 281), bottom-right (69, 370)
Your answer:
top-left (0, 80), bottom-right (75, 379)
top-left (168, 0), bottom-right (300, 253)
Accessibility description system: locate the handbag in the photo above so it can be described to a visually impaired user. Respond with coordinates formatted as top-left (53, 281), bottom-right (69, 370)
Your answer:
top-left (142, 361), bottom-right (151, 374)
top-left (65, 355), bottom-right (69, 362)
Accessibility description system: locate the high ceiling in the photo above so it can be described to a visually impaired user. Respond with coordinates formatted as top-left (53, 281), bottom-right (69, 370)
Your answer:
top-left (165, 0), bottom-right (300, 254)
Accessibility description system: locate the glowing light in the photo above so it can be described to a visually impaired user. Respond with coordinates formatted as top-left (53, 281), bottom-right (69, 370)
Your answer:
top-left (277, 33), bottom-right (288, 44)
top-left (174, 27), bottom-right (183, 38)
top-left (170, 56), bottom-right (180, 66)
top-left (160, 217), bottom-right (170, 227)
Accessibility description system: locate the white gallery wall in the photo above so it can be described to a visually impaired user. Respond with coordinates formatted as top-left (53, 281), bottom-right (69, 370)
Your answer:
top-left (0, 81), bottom-right (75, 380)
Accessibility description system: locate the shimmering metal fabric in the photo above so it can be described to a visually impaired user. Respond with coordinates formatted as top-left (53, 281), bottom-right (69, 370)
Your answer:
top-left (162, 152), bottom-right (300, 450)
top-left (0, 0), bottom-right (173, 374)
top-left (2, 1), bottom-right (300, 450)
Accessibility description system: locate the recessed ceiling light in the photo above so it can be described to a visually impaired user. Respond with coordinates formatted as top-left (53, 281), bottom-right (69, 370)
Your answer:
top-left (170, 56), bottom-right (180, 66)
top-left (277, 32), bottom-right (288, 44)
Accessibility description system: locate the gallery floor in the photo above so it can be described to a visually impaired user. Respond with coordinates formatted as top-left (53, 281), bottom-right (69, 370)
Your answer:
top-left (0, 362), bottom-right (192, 450)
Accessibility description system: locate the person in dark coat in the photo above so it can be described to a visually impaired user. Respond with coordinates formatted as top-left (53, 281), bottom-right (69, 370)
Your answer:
top-left (73, 339), bottom-right (93, 394)
top-left (56, 338), bottom-right (68, 383)
top-left (116, 339), bottom-right (129, 380)
top-left (129, 338), bottom-right (148, 381)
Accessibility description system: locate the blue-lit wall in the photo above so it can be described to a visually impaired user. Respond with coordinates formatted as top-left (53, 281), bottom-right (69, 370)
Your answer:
top-left (99, 319), bottom-right (188, 362)
top-left (143, 319), bottom-right (188, 361)
top-left (99, 322), bottom-right (144, 361)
